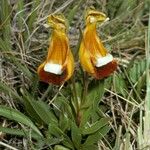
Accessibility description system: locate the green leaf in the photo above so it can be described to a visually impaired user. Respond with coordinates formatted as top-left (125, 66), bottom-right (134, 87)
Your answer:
top-left (67, 0), bottom-right (84, 25)
top-left (36, 100), bottom-right (58, 123)
top-left (104, 77), bottom-right (113, 90)
top-left (54, 96), bottom-right (74, 120)
top-left (12, 57), bottom-right (32, 79)
top-left (48, 124), bottom-right (74, 149)
top-left (0, 126), bottom-right (40, 140)
top-left (59, 113), bottom-right (69, 132)
top-left (114, 73), bottom-right (128, 97)
top-left (24, 95), bottom-right (58, 125)
top-left (27, 0), bottom-right (40, 32)
top-left (71, 122), bottom-right (81, 149)
top-left (45, 137), bottom-right (63, 146)
top-left (16, 0), bottom-right (25, 30)
top-left (0, 38), bottom-right (11, 52)
top-left (128, 59), bottom-right (146, 84)
top-left (62, 140), bottom-right (75, 150)
top-left (48, 124), bottom-right (65, 138)
top-left (83, 125), bottom-right (111, 146)
top-left (127, 59), bottom-right (146, 97)
top-left (30, 74), bottom-right (39, 97)
top-left (81, 118), bottom-right (109, 135)
top-left (136, 71), bottom-right (146, 94)
top-left (80, 144), bottom-right (98, 150)
top-left (23, 95), bottom-right (42, 124)
top-left (0, 82), bottom-right (22, 102)
top-left (75, 82), bottom-right (83, 100)
top-left (84, 80), bottom-right (105, 108)
top-left (0, 106), bottom-right (43, 137)
top-left (0, 0), bottom-right (11, 47)
top-left (115, 0), bottom-right (136, 17)
top-left (79, 107), bottom-right (92, 128)
top-left (54, 145), bottom-right (70, 150)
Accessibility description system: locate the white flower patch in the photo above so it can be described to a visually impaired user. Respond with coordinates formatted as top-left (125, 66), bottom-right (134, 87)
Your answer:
top-left (96, 54), bottom-right (113, 67)
top-left (90, 17), bottom-right (96, 23)
top-left (44, 63), bottom-right (63, 75)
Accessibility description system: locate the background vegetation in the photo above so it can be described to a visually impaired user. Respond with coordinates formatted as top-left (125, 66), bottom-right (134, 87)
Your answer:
top-left (0, 0), bottom-right (149, 149)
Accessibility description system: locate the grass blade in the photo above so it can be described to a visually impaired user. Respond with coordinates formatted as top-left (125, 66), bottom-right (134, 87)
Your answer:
top-left (0, 106), bottom-right (43, 137)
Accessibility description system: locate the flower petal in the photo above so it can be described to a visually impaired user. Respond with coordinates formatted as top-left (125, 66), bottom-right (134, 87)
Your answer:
top-left (65, 51), bottom-right (74, 81)
top-left (83, 25), bottom-right (107, 58)
top-left (79, 42), bottom-right (95, 74)
top-left (94, 60), bottom-right (117, 79)
top-left (37, 62), bottom-right (67, 85)
top-left (46, 33), bottom-right (68, 65)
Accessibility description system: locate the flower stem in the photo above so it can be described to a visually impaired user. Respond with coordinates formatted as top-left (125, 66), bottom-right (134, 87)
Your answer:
top-left (71, 77), bottom-right (80, 116)
top-left (82, 72), bottom-right (89, 104)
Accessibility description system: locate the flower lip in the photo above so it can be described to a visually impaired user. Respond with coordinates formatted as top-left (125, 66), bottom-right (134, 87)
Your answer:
top-left (44, 63), bottom-right (63, 75)
top-left (95, 54), bottom-right (113, 67)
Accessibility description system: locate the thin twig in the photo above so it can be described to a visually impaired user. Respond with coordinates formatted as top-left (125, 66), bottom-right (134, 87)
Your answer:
top-left (0, 141), bottom-right (19, 150)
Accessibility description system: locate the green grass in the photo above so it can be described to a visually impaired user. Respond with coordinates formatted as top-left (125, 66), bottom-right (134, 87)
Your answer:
top-left (0, 0), bottom-right (149, 149)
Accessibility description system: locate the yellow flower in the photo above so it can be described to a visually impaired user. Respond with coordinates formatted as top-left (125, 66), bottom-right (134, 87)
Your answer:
top-left (37, 14), bottom-right (74, 85)
top-left (79, 10), bottom-right (117, 79)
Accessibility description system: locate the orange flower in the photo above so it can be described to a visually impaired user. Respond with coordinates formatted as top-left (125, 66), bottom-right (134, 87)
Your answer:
top-left (79, 10), bottom-right (117, 79)
top-left (37, 14), bottom-right (74, 85)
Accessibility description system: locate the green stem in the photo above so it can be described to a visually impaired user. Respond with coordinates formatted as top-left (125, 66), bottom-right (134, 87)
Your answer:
top-left (71, 78), bottom-right (80, 114)
top-left (82, 72), bottom-right (89, 105)
top-left (71, 77), bottom-right (82, 126)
